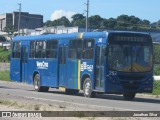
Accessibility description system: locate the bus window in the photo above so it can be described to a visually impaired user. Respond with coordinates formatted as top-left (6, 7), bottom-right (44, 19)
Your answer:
top-left (12, 42), bottom-right (21, 58)
top-left (46, 40), bottom-right (58, 58)
top-left (82, 39), bottom-right (94, 59)
top-left (35, 41), bottom-right (46, 58)
top-left (68, 40), bottom-right (82, 59)
top-left (30, 41), bottom-right (36, 58)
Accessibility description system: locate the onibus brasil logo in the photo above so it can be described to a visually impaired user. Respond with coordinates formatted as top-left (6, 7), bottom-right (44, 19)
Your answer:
top-left (36, 61), bottom-right (48, 69)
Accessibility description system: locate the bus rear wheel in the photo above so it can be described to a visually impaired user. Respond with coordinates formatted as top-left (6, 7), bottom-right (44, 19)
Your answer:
top-left (83, 78), bottom-right (96, 98)
top-left (123, 93), bottom-right (135, 101)
top-left (34, 74), bottom-right (49, 92)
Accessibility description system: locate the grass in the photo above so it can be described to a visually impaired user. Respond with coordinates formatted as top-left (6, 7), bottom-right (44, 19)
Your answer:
top-left (153, 81), bottom-right (160, 95)
top-left (154, 64), bottom-right (160, 75)
top-left (0, 47), bottom-right (10, 62)
top-left (0, 99), bottom-right (42, 110)
top-left (0, 70), bottom-right (10, 81)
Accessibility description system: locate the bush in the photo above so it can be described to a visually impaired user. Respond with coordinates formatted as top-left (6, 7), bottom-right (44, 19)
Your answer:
top-left (154, 64), bottom-right (160, 75)
top-left (153, 81), bottom-right (160, 95)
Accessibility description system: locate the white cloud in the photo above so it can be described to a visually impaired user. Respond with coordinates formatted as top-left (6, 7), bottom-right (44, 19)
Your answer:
top-left (50, 10), bottom-right (76, 21)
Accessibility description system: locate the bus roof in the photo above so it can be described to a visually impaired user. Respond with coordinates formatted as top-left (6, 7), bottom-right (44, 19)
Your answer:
top-left (13, 32), bottom-right (106, 41)
top-left (13, 31), bottom-right (150, 41)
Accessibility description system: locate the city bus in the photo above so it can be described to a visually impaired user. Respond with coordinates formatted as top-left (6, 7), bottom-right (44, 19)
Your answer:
top-left (10, 31), bottom-right (153, 100)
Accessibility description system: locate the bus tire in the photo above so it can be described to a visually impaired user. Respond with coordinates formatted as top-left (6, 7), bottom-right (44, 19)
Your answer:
top-left (123, 93), bottom-right (135, 101)
top-left (83, 78), bottom-right (95, 98)
top-left (33, 74), bottom-right (49, 92)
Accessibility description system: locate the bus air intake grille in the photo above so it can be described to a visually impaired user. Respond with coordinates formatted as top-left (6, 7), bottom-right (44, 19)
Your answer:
top-left (123, 85), bottom-right (139, 91)
top-left (117, 75), bottom-right (145, 81)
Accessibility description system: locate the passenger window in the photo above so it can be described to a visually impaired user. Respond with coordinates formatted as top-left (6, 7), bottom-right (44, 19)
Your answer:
top-left (82, 39), bottom-right (94, 59)
top-left (30, 41), bottom-right (35, 58)
top-left (46, 40), bottom-right (58, 58)
top-left (68, 40), bottom-right (82, 59)
top-left (35, 41), bottom-right (46, 58)
top-left (12, 42), bottom-right (21, 58)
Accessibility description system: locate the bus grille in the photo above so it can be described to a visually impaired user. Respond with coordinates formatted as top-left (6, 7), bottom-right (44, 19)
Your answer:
top-left (117, 75), bottom-right (145, 81)
top-left (123, 85), bottom-right (139, 91)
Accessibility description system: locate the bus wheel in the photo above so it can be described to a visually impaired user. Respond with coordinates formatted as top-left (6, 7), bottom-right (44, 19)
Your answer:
top-left (83, 78), bottom-right (95, 98)
top-left (123, 93), bottom-right (135, 101)
top-left (33, 74), bottom-right (49, 92)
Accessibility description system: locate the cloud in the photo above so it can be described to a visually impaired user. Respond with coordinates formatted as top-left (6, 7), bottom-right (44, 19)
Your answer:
top-left (50, 10), bottom-right (76, 21)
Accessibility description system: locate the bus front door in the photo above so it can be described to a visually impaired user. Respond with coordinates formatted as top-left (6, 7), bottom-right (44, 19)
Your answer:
top-left (95, 45), bottom-right (105, 91)
top-left (10, 42), bottom-right (21, 82)
top-left (59, 45), bottom-right (68, 87)
top-left (21, 46), bottom-right (28, 83)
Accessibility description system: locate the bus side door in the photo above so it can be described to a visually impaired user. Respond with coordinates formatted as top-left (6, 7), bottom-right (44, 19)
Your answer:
top-left (21, 46), bottom-right (29, 83)
top-left (95, 45), bottom-right (106, 91)
top-left (10, 42), bottom-right (21, 82)
top-left (59, 45), bottom-right (68, 87)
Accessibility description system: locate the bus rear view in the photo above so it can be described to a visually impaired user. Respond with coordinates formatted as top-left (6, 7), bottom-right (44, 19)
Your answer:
top-left (106, 32), bottom-right (153, 100)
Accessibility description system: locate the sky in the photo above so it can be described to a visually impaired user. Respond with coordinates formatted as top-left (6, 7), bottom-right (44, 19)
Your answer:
top-left (1, 0), bottom-right (160, 23)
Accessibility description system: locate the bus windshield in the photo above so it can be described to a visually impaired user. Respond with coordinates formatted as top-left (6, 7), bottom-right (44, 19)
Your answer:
top-left (108, 45), bottom-right (152, 72)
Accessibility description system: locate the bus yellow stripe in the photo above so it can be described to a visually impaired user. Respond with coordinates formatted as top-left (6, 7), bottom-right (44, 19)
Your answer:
top-left (78, 60), bottom-right (81, 90)
top-left (78, 33), bottom-right (83, 39)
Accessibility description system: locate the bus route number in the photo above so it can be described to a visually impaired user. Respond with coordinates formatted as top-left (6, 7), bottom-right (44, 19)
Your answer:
top-left (109, 71), bottom-right (117, 76)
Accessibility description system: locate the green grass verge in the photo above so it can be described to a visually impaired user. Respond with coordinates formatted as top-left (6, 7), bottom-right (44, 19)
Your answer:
top-left (153, 81), bottom-right (160, 95)
top-left (0, 47), bottom-right (10, 62)
top-left (0, 70), bottom-right (10, 81)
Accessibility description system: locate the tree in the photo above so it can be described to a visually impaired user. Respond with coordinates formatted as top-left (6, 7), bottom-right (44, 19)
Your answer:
top-left (58, 16), bottom-right (71, 26)
top-left (0, 35), bottom-right (6, 42)
top-left (103, 18), bottom-right (117, 29)
top-left (129, 16), bottom-right (141, 25)
top-left (44, 20), bottom-right (53, 27)
top-left (44, 16), bottom-right (71, 27)
top-left (88, 15), bottom-right (103, 29)
top-left (142, 20), bottom-right (150, 25)
top-left (72, 14), bottom-right (85, 21)
top-left (3, 26), bottom-right (15, 35)
top-left (71, 14), bottom-right (85, 27)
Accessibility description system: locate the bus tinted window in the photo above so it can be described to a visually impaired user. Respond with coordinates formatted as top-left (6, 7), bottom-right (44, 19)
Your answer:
top-left (30, 41), bottom-right (35, 58)
top-left (46, 40), bottom-right (58, 58)
top-left (35, 41), bottom-right (46, 58)
top-left (68, 40), bottom-right (82, 59)
top-left (82, 39), bottom-right (94, 59)
top-left (12, 42), bottom-right (21, 58)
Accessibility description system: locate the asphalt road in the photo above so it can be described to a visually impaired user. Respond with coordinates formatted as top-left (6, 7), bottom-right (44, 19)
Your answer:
top-left (0, 81), bottom-right (160, 111)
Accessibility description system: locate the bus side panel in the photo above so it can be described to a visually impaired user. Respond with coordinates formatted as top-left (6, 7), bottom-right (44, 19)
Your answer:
top-left (27, 59), bottom-right (58, 87)
top-left (67, 60), bottom-right (78, 89)
top-left (80, 60), bottom-right (94, 89)
top-left (10, 59), bottom-right (21, 82)
top-left (41, 59), bottom-right (58, 87)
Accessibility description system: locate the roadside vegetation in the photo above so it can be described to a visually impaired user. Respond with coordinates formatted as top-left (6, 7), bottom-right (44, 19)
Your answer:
top-left (0, 70), bottom-right (10, 81)
top-left (153, 81), bottom-right (160, 95)
top-left (0, 47), bottom-right (10, 62)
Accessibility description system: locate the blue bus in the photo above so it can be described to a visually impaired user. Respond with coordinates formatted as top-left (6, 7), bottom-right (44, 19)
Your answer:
top-left (10, 31), bottom-right (153, 100)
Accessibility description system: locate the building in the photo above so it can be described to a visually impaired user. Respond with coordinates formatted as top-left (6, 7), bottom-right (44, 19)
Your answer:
top-left (18, 26), bottom-right (88, 36)
top-left (0, 12), bottom-right (43, 32)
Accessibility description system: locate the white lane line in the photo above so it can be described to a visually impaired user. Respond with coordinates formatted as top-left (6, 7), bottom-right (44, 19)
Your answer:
top-left (25, 96), bottom-right (139, 111)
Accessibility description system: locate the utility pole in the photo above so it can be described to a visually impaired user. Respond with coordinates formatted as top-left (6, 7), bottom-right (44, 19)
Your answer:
top-left (18, 3), bottom-right (21, 36)
top-left (85, 0), bottom-right (89, 32)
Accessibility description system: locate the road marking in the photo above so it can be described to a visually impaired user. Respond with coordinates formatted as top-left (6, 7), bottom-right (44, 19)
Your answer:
top-left (25, 96), bottom-right (139, 111)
